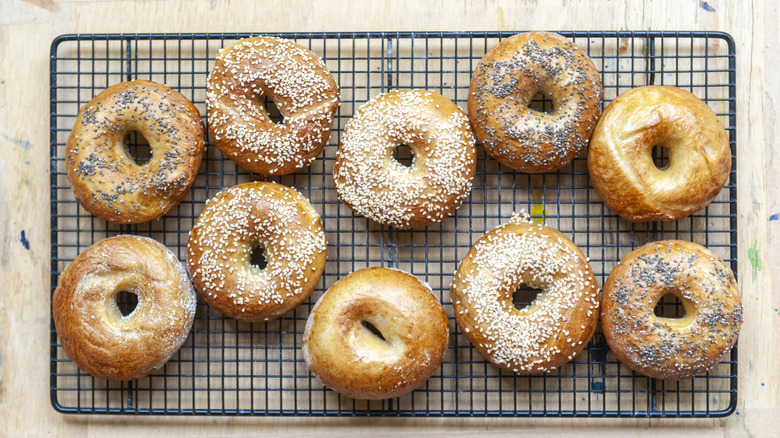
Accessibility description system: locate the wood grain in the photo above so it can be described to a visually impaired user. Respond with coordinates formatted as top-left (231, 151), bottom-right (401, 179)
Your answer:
top-left (1, 0), bottom-right (777, 436)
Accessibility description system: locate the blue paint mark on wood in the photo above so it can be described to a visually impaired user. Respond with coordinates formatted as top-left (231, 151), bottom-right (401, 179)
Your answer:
top-left (20, 230), bottom-right (29, 250)
top-left (770, 213), bottom-right (779, 221)
top-left (590, 381), bottom-right (604, 392)
top-left (3, 134), bottom-right (33, 165)
top-left (699, 1), bottom-right (716, 12)
top-left (3, 134), bottom-right (32, 151)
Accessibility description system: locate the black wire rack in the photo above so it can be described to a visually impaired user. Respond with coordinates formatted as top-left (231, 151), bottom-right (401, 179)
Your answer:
top-left (49, 31), bottom-right (738, 417)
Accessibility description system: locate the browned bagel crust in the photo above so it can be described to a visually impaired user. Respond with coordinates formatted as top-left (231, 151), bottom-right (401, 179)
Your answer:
top-left (468, 32), bottom-right (603, 173)
top-left (587, 86), bottom-right (731, 222)
top-left (66, 80), bottom-right (205, 224)
top-left (53, 235), bottom-right (197, 381)
top-left (302, 267), bottom-right (449, 400)
top-left (450, 213), bottom-right (599, 374)
top-left (601, 240), bottom-right (742, 380)
top-left (206, 36), bottom-right (340, 175)
top-left (187, 182), bottom-right (327, 322)
top-left (333, 89), bottom-right (476, 228)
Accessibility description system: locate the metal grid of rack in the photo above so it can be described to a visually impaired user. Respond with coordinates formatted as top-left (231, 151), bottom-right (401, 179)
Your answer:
top-left (50, 31), bottom-right (737, 417)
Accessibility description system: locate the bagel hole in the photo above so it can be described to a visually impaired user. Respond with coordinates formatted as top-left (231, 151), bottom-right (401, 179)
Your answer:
top-left (392, 143), bottom-right (415, 167)
top-left (260, 95), bottom-right (284, 125)
top-left (528, 91), bottom-right (555, 114)
top-left (654, 293), bottom-right (686, 319)
top-left (361, 320), bottom-right (387, 342)
top-left (250, 243), bottom-right (268, 270)
top-left (652, 145), bottom-right (670, 170)
top-left (123, 131), bottom-right (152, 166)
top-left (513, 284), bottom-right (544, 311)
top-left (114, 290), bottom-right (139, 317)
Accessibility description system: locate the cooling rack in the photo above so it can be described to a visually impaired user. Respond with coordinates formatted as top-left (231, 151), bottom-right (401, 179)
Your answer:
top-left (50, 31), bottom-right (737, 417)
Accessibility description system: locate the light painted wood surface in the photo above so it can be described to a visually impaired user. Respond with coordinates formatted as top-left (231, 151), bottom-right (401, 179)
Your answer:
top-left (1, 0), bottom-right (777, 436)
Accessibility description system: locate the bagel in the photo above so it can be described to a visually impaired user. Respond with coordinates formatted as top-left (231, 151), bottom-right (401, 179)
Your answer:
top-left (53, 235), bottom-right (196, 380)
top-left (66, 80), bottom-right (205, 223)
top-left (468, 32), bottom-right (603, 173)
top-left (187, 181), bottom-right (327, 322)
top-left (587, 85), bottom-right (731, 222)
top-left (303, 267), bottom-right (449, 399)
top-left (601, 240), bottom-right (742, 380)
top-left (206, 36), bottom-right (340, 175)
top-left (333, 89), bottom-right (476, 228)
top-left (450, 212), bottom-right (599, 373)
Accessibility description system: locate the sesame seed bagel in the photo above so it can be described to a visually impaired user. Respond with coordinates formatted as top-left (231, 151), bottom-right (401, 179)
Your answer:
top-left (450, 213), bottom-right (599, 374)
top-left (303, 267), bottom-right (449, 400)
top-left (187, 181), bottom-right (327, 322)
top-left (601, 240), bottom-right (742, 380)
top-left (206, 36), bottom-right (340, 175)
top-left (468, 32), bottom-right (603, 173)
top-left (53, 235), bottom-right (197, 381)
top-left (587, 86), bottom-right (731, 222)
top-left (66, 80), bottom-right (205, 223)
top-left (333, 89), bottom-right (477, 229)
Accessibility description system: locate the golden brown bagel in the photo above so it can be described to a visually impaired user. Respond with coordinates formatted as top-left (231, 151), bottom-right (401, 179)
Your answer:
top-left (206, 36), bottom-right (340, 175)
top-left (66, 80), bottom-right (205, 223)
top-left (303, 267), bottom-right (449, 400)
top-left (333, 89), bottom-right (476, 228)
top-left (468, 32), bottom-right (603, 173)
top-left (450, 212), bottom-right (599, 373)
top-left (53, 235), bottom-right (197, 381)
top-left (601, 240), bottom-right (742, 380)
top-left (187, 181), bottom-right (327, 322)
top-left (587, 85), bottom-right (731, 222)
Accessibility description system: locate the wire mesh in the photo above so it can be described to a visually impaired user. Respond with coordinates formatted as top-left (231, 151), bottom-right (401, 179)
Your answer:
top-left (50, 31), bottom-right (738, 417)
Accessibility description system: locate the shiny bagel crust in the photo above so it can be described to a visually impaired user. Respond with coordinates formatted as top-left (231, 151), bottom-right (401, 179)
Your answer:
top-left (587, 86), bottom-right (731, 222)
top-left (333, 89), bottom-right (476, 228)
top-left (449, 213), bottom-right (599, 373)
top-left (601, 240), bottom-right (742, 380)
top-left (187, 181), bottom-right (327, 322)
top-left (66, 80), bottom-right (205, 223)
top-left (53, 235), bottom-right (197, 381)
top-left (468, 32), bottom-right (603, 173)
top-left (206, 36), bottom-right (340, 175)
top-left (303, 267), bottom-right (449, 400)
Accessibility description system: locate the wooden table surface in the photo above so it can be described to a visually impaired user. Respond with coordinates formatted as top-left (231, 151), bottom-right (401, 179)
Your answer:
top-left (1, 0), bottom-right (777, 436)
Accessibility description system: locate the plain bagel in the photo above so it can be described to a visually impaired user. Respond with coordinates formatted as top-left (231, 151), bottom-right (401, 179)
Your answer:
top-left (303, 267), bottom-right (449, 399)
top-left (53, 235), bottom-right (197, 380)
top-left (587, 85), bottom-right (731, 222)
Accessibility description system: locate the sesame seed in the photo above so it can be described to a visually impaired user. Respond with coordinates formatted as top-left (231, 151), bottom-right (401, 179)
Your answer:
top-left (206, 37), bottom-right (340, 175)
top-left (450, 217), bottom-right (599, 373)
top-left (187, 182), bottom-right (327, 321)
top-left (333, 89), bottom-right (476, 229)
